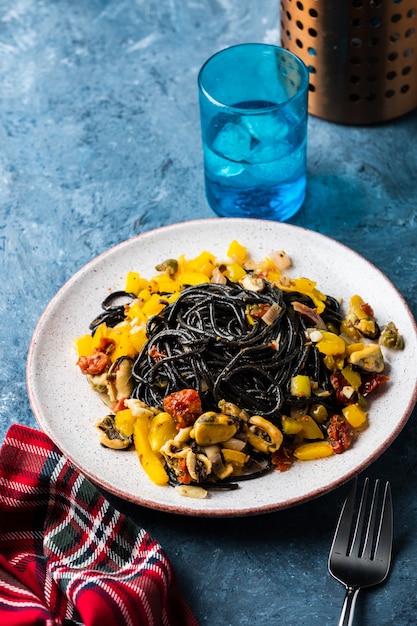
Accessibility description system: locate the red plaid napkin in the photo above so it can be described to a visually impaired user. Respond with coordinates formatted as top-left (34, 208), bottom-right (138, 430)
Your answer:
top-left (0, 424), bottom-right (199, 626)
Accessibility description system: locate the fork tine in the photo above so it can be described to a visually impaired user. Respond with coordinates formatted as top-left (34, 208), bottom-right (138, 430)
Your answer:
top-left (349, 477), bottom-right (371, 558)
top-left (374, 482), bottom-right (393, 570)
top-left (361, 479), bottom-right (380, 559)
top-left (330, 476), bottom-right (358, 557)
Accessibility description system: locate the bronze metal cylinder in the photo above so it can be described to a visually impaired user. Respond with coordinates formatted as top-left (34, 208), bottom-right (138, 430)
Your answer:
top-left (280, 0), bottom-right (417, 124)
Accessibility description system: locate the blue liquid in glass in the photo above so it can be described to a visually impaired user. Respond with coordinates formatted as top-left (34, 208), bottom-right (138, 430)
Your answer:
top-left (203, 100), bottom-right (307, 221)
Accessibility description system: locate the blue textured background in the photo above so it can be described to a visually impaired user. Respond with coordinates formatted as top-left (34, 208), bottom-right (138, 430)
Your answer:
top-left (1, 2), bottom-right (417, 624)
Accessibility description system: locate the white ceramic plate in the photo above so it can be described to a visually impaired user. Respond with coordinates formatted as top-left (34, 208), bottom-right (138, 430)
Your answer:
top-left (27, 218), bottom-right (417, 517)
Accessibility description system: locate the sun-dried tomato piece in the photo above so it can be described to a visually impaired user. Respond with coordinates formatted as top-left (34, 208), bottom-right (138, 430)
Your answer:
top-left (149, 345), bottom-right (167, 361)
top-left (163, 389), bottom-right (203, 429)
top-left (272, 445), bottom-right (295, 472)
top-left (359, 373), bottom-right (390, 397)
top-left (96, 337), bottom-right (116, 354)
top-left (248, 303), bottom-right (271, 318)
top-left (327, 414), bottom-right (354, 454)
top-left (77, 351), bottom-right (109, 375)
top-left (330, 373), bottom-right (358, 406)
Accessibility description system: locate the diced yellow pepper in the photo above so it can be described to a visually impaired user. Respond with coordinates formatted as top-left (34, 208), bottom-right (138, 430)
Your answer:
top-left (293, 441), bottom-right (334, 460)
top-left (177, 271), bottom-right (211, 287)
top-left (342, 403), bottom-right (368, 429)
top-left (221, 448), bottom-right (248, 466)
top-left (323, 354), bottom-right (345, 371)
top-left (107, 324), bottom-right (137, 360)
top-left (290, 375), bottom-right (311, 398)
top-left (125, 300), bottom-right (147, 323)
top-left (278, 277), bottom-right (327, 313)
top-left (164, 291), bottom-right (182, 305)
top-left (175, 253), bottom-right (188, 275)
top-left (141, 293), bottom-right (166, 317)
top-left (187, 251), bottom-right (216, 277)
top-left (224, 262), bottom-right (246, 283)
top-left (316, 331), bottom-right (346, 356)
top-left (115, 408), bottom-right (136, 437)
top-left (128, 327), bottom-right (148, 352)
top-left (151, 274), bottom-right (179, 294)
top-left (341, 365), bottom-right (362, 390)
top-left (73, 334), bottom-right (94, 357)
top-left (148, 412), bottom-right (177, 452)
top-left (138, 287), bottom-right (152, 302)
top-left (227, 240), bottom-right (247, 263)
top-left (264, 270), bottom-right (282, 283)
top-left (282, 415), bottom-right (324, 440)
top-left (133, 415), bottom-right (169, 486)
top-left (125, 271), bottom-right (148, 295)
top-left (281, 415), bottom-right (303, 435)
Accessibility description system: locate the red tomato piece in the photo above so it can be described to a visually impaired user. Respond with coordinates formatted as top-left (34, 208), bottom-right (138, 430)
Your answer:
top-left (330, 373), bottom-right (358, 406)
top-left (77, 352), bottom-right (109, 375)
top-left (163, 389), bottom-right (203, 429)
top-left (327, 414), bottom-right (354, 454)
top-left (272, 445), bottom-right (294, 472)
top-left (359, 373), bottom-right (390, 397)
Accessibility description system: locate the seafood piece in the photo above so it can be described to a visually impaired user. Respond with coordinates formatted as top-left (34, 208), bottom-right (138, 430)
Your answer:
top-left (247, 415), bottom-right (283, 453)
top-left (191, 412), bottom-right (239, 446)
top-left (348, 344), bottom-right (384, 373)
top-left (107, 356), bottom-right (134, 404)
top-left (96, 415), bottom-right (132, 449)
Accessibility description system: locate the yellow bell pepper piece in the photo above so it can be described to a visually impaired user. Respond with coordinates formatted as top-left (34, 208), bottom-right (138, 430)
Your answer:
top-left (73, 334), bottom-right (94, 358)
top-left (224, 262), bottom-right (246, 283)
top-left (148, 412), bottom-right (177, 452)
top-left (91, 322), bottom-right (109, 350)
top-left (177, 271), bottom-right (211, 287)
top-left (133, 414), bottom-right (169, 486)
top-left (128, 327), bottom-right (147, 352)
top-left (279, 277), bottom-right (327, 314)
top-left (187, 251), bottom-right (216, 277)
top-left (342, 403), bottom-right (368, 429)
top-left (151, 274), bottom-right (179, 294)
top-left (107, 324), bottom-right (137, 360)
top-left (140, 287), bottom-right (153, 301)
top-left (293, 441), bottom-right (334, 460)
top-left (282, 415), bottom-right (324, 440)
top-left (290, 375), bottom-right (311, 398)
top-left (125, 271), bottom-right (148, 295)
top-left (341, 365), bottom-right (362, 390)
top-left (316, 331), bottom-right (346, 356)
top-left (115, 408), bottom-right (136, 437)
top-left (221, 448), bottom-right (248, 467)
top-left (227, 240), bottom-right (247, 263)
top-left (141, 293), bottom-right (166, 317)
top-left (125, 300), bottom-right (147, 323)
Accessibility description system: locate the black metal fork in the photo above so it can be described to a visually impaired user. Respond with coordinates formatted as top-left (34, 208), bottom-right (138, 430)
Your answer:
top-left (328, 477), bottom-right (393, 626)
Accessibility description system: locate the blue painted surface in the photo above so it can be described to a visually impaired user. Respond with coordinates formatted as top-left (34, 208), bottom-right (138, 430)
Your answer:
top-left (1, 2), bottom-right (417, 624)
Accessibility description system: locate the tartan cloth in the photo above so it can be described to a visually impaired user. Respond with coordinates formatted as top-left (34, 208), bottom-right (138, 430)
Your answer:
top-left (0, 424), bottom-right (199, 626)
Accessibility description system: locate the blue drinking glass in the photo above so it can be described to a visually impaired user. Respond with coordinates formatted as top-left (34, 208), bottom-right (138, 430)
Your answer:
top-left (198, 44), bottom-right (309, 221)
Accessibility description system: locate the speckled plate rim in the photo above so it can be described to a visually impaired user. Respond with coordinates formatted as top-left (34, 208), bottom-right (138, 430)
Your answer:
top-left (27, 218), bottom-right (417, 517)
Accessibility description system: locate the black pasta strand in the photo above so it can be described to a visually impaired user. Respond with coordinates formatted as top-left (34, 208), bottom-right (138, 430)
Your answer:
top-left (129, 281), bottom-right (327, 418)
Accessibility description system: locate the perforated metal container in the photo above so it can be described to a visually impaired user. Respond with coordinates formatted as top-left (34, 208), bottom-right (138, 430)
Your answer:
top-left (280, 0), bottom-right (417, 124)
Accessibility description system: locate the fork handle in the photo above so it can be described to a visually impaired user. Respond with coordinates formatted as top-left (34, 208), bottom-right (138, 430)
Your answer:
top-left (338, 586), bottom-right (360, 626)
